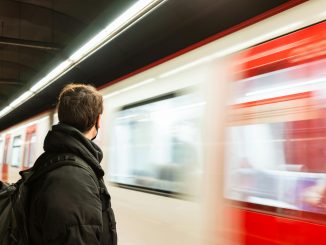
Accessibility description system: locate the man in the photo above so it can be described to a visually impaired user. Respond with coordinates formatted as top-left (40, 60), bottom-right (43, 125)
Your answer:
top-left (28, 84), bottom-right (117, 245)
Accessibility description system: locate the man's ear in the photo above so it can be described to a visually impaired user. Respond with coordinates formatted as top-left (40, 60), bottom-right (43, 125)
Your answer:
top-left (97, 114), bottom-right (102, 129)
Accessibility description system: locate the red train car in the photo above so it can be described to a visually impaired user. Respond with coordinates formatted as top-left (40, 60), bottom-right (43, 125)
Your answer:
top-left (226, 21), bottom-right (326, 244)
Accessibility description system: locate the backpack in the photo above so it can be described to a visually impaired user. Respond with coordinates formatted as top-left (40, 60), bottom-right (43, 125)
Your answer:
top-left (0, 172), bottom-right (31, 245)
top-left (0, 153), bottom-right (106, 245)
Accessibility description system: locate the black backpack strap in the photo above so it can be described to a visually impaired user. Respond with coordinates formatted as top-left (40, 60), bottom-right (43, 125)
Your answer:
top-left (25, 153), bottom-right (99, 190)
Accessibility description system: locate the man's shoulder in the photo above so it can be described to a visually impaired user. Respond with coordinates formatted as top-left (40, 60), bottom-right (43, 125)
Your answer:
top-left (32, 158), bottom-right (100, 208)
top-left (29, 155), bottom-right (103, 234)
top-left (36, 153), bottom-right (89, 173)
top-left (35, 153), bottom-right (97, 188)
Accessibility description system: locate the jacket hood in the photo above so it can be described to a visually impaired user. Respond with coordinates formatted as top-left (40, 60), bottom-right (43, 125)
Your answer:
top-left (43, 123), bottom-right (105, 177)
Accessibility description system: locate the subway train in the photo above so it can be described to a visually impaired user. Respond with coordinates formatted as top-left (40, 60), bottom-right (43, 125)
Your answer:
top-left (0, 1), bottom-right (325, 244)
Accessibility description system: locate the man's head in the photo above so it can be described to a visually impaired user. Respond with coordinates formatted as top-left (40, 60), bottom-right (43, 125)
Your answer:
top-left (57, 83), bottom-right (103, 138)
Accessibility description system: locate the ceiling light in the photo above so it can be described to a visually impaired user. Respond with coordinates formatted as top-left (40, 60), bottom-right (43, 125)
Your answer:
top-left (9, 91), bottom-right (34, 108)
top-left (30, 60), bottom-right (73, 92)
top-left (0, 106), bottom-right (13, 117)
top-left (0, 0), bottom-right (164, 119)
top-left (69, 0), bottom-right (164, 63)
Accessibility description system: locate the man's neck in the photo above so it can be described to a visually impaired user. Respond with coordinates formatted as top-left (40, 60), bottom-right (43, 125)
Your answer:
top-left (84, 127), bottom-right (95, 140)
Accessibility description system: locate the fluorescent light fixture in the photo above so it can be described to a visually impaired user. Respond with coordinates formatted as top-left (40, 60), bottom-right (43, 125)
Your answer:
top-left (70, 0), bottom-right (163, 62)
top-left (0, 91), bottom-right (34, 117)
top-left (9, 91), bottom-right (34, 108)
top-left (0, 106), bottom-right (13, 117)
top-left (30, 60), bottom-right (73, 92)
top-left (0, 0), bottom-right (163, 119)
top-left (103, 78), bottom-right (155, 99)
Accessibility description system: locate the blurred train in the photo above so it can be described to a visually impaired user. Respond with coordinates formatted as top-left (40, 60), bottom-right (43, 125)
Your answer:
top-left (0, 1), bottom-right (325, 244)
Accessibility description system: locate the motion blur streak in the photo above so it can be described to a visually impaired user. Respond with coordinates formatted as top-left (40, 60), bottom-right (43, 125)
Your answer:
top-left (203, 58), bottom-right (242, 245)
top-left (1, 1), bottom-right (325, 245)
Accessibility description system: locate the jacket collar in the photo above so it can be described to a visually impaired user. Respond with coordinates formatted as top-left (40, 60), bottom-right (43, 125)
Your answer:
top-left (43, 123), bottom-right (105, 178)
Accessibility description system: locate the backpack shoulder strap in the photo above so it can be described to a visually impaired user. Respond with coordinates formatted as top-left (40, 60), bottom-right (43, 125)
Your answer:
top-left (26, 153), bottom-right (99, 189)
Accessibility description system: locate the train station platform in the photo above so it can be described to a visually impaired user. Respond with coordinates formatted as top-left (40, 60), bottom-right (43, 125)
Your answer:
top-left (0, 1), bottom-right (326, 245)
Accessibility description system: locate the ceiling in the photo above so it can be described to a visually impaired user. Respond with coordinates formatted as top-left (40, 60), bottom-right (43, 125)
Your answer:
top-left (0, 0), bottom-right (302, 130)
top-left (0, 0), bottom-right (134, 106)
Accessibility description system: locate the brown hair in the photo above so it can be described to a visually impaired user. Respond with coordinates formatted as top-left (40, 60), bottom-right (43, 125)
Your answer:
top-left (57, 83), bottom-right (103, 133)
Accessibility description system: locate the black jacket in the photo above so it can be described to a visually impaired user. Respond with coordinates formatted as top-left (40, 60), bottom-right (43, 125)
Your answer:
top-left (28, 123), bottom-right (117, 245)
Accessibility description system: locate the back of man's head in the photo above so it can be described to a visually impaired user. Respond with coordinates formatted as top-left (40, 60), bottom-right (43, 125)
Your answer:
top-left (57, 83), bottom-right (103, 133)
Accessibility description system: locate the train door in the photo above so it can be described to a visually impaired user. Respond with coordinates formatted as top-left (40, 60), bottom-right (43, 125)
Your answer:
top-left (23, 125), bottom-right (37, 170)
top-left (10, 135), bottom-right (23, 181)
top-left (2, 134), bottom-right (10, 182)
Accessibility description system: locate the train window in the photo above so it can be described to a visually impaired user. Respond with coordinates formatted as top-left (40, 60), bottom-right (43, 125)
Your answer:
top-left (225, 58), bottom-right (326, 217)
top-left (53, 113), bottom-right (59, 125)
top-left (23, 132), bottom-right (36, 168)
top-left (11, 135), bottom-right (22, 168)
top-left (0, 139), bottom-right (3, 165)
top-left (109, 92), bottom-right (204, 194)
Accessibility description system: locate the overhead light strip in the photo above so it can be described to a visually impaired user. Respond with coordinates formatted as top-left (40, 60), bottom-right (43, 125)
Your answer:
top-left (0, 0), bottom-right (165, 119)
